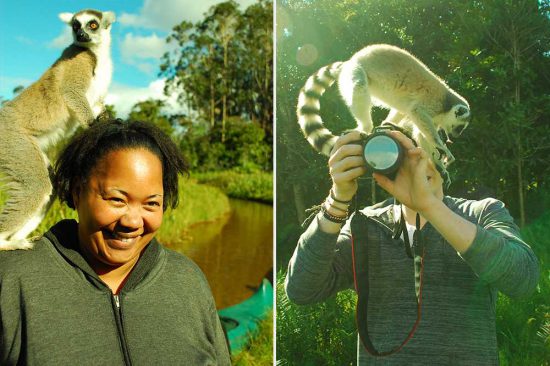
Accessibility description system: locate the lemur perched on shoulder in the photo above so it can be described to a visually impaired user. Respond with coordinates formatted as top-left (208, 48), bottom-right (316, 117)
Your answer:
top-left (297, 44), bottom-right (471, 172)
top-left (0, 9), bottom-right (115, 250)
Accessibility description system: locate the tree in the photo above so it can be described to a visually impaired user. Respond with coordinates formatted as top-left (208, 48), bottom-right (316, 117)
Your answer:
top-left (128, 99), bottom-right (174, 137)
top-left (239, 0), bottom-right (273, 141)
top-left (104, 104), bottom-right (117, 119)
top-left (160, 0), bottom-right (273, 142)
top-left (277, 0), bottom-right (550, 255)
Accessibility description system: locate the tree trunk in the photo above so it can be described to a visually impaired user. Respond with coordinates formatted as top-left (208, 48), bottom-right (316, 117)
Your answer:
top-left (210, 78), bottom-right (215, 128)
top-left (222, 43), bottom-right (228, 143)
top-left (512, 35), bottom-right (525, 228)
top-left (515, 82), bottom-right (525, 228)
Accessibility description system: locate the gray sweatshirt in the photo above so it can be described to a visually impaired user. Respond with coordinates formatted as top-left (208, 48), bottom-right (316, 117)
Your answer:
top-left (285, 196), bottom-right (539, 365)
top-left (0, 219), bottom-right (231, 366)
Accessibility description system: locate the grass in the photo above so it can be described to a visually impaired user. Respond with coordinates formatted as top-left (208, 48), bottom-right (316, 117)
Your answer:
top-left (276, 271), bottom-right (357, 366)
top-left (157, 178), bottom-right (230, 246)
top-left (232, 313), bottom-right (274, 366)
top-left (193, 170), bottom-right (273, 203)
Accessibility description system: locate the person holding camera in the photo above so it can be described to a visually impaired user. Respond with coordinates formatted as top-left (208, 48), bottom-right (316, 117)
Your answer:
top-left (285, 130), bottom-right (539, 365)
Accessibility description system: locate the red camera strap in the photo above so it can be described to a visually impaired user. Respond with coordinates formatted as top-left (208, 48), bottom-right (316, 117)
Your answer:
top-left (351, 233), bottom-right (426, 357)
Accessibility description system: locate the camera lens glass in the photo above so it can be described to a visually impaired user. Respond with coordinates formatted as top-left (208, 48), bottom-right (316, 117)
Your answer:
top-left (363, 135), bottom-right (400, 171)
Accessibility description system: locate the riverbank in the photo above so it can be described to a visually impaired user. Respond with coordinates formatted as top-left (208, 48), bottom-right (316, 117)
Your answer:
top-left (194, 170), bottom-right (273, 204)
top-left (157, 178), bottom-right (230, 246)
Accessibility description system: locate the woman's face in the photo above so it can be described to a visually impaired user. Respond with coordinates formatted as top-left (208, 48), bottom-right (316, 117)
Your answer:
top-left (73, 148), bottom-right (164, 269)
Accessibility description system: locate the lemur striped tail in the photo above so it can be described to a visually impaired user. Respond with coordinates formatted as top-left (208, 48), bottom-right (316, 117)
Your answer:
top-left (297, 62), bottom-right (343, 156)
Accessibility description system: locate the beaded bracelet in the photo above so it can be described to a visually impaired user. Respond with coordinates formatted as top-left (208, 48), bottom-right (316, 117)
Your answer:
top-left (326, 195), bottom-right (349, 211)
top-left (325, 200), bottom-right (348, 215)
top-left (320, 202), bottom-right (348, 223)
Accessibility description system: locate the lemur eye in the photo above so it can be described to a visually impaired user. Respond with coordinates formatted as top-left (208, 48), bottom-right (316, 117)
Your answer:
top-left (89, 21), bottom-right (99, 30)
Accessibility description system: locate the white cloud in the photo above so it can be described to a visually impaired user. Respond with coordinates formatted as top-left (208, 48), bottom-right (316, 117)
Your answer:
top-left (119, 32), bottom-right (171, 75)
top-left (48, 27), bottom-right (72, 49)
top-left (121, 33), bottom-right (168, 61)
top-left (15, 36), bottom-right (34, 46)
top-left (119, 0), bottom-right (258, 31)
top-left (135, 63), bottom-right (155, 74)
top-left (105, 79), bottom-right (185, 118)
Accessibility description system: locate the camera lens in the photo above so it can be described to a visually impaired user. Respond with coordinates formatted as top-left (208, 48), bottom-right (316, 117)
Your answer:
top-left (363, 133), bottom-right (403, 177)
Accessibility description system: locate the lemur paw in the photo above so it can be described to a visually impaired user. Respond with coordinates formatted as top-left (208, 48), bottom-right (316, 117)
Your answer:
top-left (436, 144), bottom-right (455, 166)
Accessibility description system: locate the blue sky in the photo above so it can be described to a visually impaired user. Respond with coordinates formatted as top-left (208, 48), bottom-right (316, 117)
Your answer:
top-left (0, 0), bottom-right (257, 117)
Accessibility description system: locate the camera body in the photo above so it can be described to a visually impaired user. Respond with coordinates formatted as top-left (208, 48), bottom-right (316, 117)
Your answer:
top-left (360, 125), bottom-right (405, 180)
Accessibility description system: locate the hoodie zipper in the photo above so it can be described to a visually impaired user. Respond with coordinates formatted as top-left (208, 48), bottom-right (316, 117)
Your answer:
top-left (112, 294), bottom-right (132, 366)
top-left (365, 215), bottom-right (394, 236)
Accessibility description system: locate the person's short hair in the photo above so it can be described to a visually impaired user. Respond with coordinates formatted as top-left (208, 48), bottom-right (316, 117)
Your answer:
top-left (53, 118), bottom-right (189, 211)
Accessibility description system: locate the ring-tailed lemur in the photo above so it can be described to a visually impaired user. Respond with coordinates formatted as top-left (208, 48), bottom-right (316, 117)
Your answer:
top-left (297, 44), bottom-right (470, 167)
top-left (0, 9), bottom-right (115, 250)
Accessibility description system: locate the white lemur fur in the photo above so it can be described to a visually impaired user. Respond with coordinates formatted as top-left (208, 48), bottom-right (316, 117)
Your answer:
top-left (0, 9), bottom-right (115, 250)
top-left (297, 44), bottom-right (471, 169)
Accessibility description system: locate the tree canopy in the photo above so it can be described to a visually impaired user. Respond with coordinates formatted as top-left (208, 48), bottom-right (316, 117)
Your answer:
top-left (276, 0), bottom-right (550, 246)
top-left (160, 0), bottom-right (273, 144)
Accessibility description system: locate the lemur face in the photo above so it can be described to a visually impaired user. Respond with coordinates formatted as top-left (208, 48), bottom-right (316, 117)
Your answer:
top-left (444, 104), bottom-right (471, 137)
top-left (59, 10), bottom-right (116, 47)
top-left (433, 89), bottom-right (471, 140)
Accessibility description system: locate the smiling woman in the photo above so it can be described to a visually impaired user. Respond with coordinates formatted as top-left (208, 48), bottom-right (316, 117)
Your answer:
top-left (73, 148), bottom-right (165, 293)
top-left (0, 119), bottom-right (231, 366)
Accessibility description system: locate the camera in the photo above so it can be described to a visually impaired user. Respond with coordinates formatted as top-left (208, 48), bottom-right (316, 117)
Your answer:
top-left (360, 125), bottom-right (405, 180)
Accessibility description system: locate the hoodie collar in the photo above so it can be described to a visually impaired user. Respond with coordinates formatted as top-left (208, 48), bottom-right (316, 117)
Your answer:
top-left (356, 196), bottom-right (457, 235)
top-left (45, 219), bottom-right (161, 293)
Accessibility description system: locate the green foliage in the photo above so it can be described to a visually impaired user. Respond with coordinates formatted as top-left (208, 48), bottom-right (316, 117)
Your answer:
top-left (276, 271), bottom-right (357, 365)
top-left (232, 312), bottom-right (273, 366)
top-left (180, 118), bottom-right (272, 172)
top-left (104, 104), bottom-right (117, 119)
top-left (277, 0), bottom-right (550, 267)
top-left (496, 212), bottom-right (550, 365)
top-left (33, 199), bottom-right (78, 235)
top-left (128, 99), bottom-right (175, 137)
top-left (160, 0), bottom-right (273, 142)
top-left (194, 170), bottom-right (273, 203)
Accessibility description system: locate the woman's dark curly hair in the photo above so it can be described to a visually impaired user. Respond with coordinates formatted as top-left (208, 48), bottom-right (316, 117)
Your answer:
top-left (53, 119), bottom-right (189, 211)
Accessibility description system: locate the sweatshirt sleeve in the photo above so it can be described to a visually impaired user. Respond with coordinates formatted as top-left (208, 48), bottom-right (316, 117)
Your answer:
top-left (460, 198), bottom-right (540, 298)
top-left (0, 272), bottom-right (22, 366)
top-left (285, 213), bottom-right (355, 305)
top-left (211, 307), bottom-right (231, 366)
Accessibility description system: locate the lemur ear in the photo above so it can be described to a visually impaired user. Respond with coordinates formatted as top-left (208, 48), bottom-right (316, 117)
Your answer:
top-left (59, 12), bottom-right (74, 24)
top-left (103, 11), bottom-right (116, 27)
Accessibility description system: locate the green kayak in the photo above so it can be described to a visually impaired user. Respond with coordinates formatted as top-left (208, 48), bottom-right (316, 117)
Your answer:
top-left (218, 278), bottom-right (273, 354)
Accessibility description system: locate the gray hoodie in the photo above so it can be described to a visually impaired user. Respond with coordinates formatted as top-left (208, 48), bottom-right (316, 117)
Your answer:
top-left (0, 219), bottom-right (231, 366)
top-left (285, 196), bottom-right (539, 365)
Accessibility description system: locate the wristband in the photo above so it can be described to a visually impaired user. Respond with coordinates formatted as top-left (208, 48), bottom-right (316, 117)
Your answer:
top-left (330, 188), bottom-right (353, 204)
top-left (321, 203), bottom-right (348, 223)
top-left (326, 195), bottom-right (350, 210)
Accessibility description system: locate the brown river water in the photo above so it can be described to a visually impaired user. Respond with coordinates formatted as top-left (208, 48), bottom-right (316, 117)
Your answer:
top-left (165, 199), bottom-right (273, 309)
